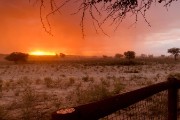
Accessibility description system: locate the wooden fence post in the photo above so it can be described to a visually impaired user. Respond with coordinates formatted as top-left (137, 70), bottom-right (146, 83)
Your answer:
top-left (168, 76), bottom-right (178, 120)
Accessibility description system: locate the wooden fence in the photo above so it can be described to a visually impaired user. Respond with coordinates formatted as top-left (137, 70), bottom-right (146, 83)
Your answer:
top-left (52, 74), bottom-right (180, 120)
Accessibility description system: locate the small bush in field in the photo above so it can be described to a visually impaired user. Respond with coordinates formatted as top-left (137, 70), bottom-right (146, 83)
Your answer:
top-left (62, 78), bottom-right (76, 89)
top-left (100, 78), bottom-right (110, 87)
top-left (75, 83), bottom-right (111, 105)
top-left (82, 76), bottom-right (89, 82)
top-left (14, 88), bottom-right (20, 96)
top-left (44, 77), bottom-right (53, 88)
top-left (0, 105), bottom-right (8, 120)
top-left (3, 80), bottom-right (16, 92)
top-left (4, 81), bottom-right (10, 92)
top-left (35, 78), bottom-right (42, 85)
top-left (0, 79), bottom-right (3, 93)
top-left (69, 77), bottom-right (75, 85)
top-left (21, 85), bottom-right (37, 120)
top-left (124, 69), bottom-right (139, 73)
top-left (114, 53), bottom-right (123, 59)
top-left (113, 80), bottom-right (124, 94)
top-left (16, 77), bottom-right (32, 88)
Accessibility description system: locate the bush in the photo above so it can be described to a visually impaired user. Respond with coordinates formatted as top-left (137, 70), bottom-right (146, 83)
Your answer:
top-left (113, 80), bottom-right (124, 94)
top-left (124, 51), bottom-right (135, 60)
top-left (5, 52), bottom-right (28, 63)
top-left (59, 53), bottom-right (66, 58)
top-left (114, 53), bottom-right (123, 59)
top-left (82, 76), bottom-right (89, 82)
top-left (0, 105), bottom-right (8, 120)
top-left (75, 84), bottom-right (111, 104)
top-left (44, 77), bottom-right (53, 88)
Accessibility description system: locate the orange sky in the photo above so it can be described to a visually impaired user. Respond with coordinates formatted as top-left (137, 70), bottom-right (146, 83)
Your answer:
top-left (0, 0), bottom-right (180, 56)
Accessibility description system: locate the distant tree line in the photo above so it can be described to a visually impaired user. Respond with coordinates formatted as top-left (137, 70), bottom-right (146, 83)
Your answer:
top-left (112, 47), bottom-right (180, 61)
top-left (4, 47), bottom-right (179, 64)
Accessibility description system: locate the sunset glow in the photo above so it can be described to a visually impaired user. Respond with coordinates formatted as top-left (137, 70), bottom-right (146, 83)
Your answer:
top-left (29, 51), bottom-right (56, 56)
top-left (0, 0), bottom-right (180, 56)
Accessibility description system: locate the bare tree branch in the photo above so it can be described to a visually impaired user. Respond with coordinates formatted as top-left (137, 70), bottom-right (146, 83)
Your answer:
top-left (29, 0), bottom-right (178, 37)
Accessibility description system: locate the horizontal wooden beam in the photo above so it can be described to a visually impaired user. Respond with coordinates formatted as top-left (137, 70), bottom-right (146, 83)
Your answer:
top-left (52, 74), bottom-right (180, 120)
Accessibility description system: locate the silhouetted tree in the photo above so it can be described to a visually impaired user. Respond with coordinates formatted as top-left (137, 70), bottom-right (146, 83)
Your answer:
top-left (124, 51), bottom-right (135, 60)
top-left (5, 52), bottom-right (29, 63)
top-left (114, 53), bottom-right (123, 59)
top-left (102, 55), bottom-right (108, 59)
top-left (168, 48), bottom-right (180, 61)
top-left (148, 54), bottom-right (154, 58)
top-left (160, 55), bottom-right (165, 58)
top-left (32, 0), bottom-right (178, 37)
top-left (140, 54), bottom-right (147, 58)
top-left (59, 53), bottom-right (66, 58)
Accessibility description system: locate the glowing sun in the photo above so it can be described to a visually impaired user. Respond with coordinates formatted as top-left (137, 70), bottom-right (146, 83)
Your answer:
top-left (29, 51), bottom-right (56, 56)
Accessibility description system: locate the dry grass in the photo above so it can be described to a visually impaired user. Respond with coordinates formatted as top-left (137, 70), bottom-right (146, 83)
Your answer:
top-left (0, 58), bottom-right (179, 119)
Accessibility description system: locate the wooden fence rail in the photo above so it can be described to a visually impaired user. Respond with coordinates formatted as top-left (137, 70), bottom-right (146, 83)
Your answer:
top-left (52, 74), bottom-right (180, 120)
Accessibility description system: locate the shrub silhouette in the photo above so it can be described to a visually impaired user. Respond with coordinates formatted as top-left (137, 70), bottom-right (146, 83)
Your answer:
top-left (5, 52), bottom-right (29, 63)
top-left (114, 53), bottom-right (123, 59)
top-left (59, 53), bottom-right (66, 58)
top-left (124, 51), bottom-right (135, 60)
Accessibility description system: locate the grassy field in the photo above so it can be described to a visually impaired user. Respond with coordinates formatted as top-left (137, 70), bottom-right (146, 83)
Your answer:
top-left (0, 56), bottom-right (179, 119)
